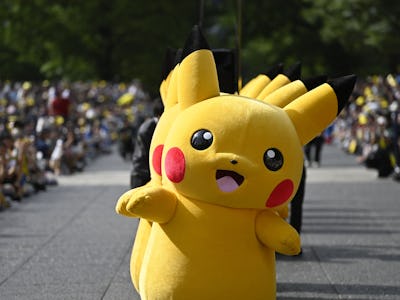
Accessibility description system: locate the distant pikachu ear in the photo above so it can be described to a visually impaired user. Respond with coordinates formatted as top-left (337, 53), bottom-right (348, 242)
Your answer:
top-left (160, 49), bottom-right (182, 109)
top-left (178, 25), bottom-right (220, 109)
top-left (284, 75), bottom-right (356, 145)
top-left (163, 64), bottom-right (179, 109)
top-left (159, 48), bottom-right (176, 103)
top-left (239, 63), bottom-right (283, 98)
top-left (263, 75), bottom-right (327, 107)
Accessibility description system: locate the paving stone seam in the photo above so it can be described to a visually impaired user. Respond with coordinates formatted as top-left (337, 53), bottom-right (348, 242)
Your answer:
top-left (100, 235), bottom-right (135, 299)
top-left (309, 246), bottom-right (342, 297)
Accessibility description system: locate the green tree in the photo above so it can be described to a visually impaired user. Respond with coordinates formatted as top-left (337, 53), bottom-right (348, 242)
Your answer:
top-left (2, 0), bottom-right (400, 93)
top-left (0, 0), bottom-right (198, 93)
top-left (202, 0), bottom-right (400, 82)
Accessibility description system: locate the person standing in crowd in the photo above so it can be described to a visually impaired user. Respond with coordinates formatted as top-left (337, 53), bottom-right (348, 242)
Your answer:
top-left (50, 89), bottom-right (72, 121)
top-left (304, 133), bottom-right (325, 167)
top-left (118, 117), bottom-right (136, 161)
top-left (130, 98), bottom-right (163, 188)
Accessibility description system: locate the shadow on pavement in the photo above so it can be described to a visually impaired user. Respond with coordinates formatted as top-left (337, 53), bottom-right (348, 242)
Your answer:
top-left (278, 282), bottom-right (400, 298)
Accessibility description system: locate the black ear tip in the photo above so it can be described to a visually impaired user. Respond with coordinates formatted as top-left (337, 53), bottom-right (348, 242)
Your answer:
top-left (302, 75), bottom-right (328, 91)
top-left (284, 61), bottom-right (302, 81)
top-left (265, 63), bottom-right (284, 80)
top-left (328, 74), bottom-right (357, 114)
top-left (181, 25), bottom-right (211, 59)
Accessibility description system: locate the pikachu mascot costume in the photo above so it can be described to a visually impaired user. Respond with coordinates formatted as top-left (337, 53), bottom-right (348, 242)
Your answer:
top-left (117, 25), bottom-right (356, 299)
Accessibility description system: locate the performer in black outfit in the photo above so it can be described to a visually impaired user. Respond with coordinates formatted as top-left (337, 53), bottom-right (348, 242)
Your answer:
top-left (130, 98), bottom-right (163, 188)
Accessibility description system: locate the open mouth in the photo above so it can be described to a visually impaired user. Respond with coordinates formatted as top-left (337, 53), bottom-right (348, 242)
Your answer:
top-left (216, 170), bottom-right (244, 193)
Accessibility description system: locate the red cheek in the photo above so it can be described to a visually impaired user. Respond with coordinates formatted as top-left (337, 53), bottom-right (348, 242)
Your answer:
top-left (165, 147), bottom-right (185, 183)
top-left (265, 179), bottom-right (294, 208)
top-left (152, 144), bottom-right (164, 176)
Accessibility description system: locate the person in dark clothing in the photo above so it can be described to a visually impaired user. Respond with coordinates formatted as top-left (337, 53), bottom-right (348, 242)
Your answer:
top-left (390, 110), bottom-right (400, 181)
top-left (118, 118), bottom-right (136, 161)
top-left (304, 134), bottom-right (325, 167)
top-left (289, 165), bottom-right (306, 234)
top-left (288, 165), bottom-right (306, 256)
top-left (130, 98), bottom-right (164, 188)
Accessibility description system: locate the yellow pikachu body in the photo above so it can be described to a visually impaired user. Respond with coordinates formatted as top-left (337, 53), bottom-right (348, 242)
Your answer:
top-left (116, 26), bottom-right (355, 299)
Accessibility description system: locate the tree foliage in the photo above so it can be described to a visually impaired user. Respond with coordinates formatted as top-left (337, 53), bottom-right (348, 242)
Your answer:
top-left (1, 0), bottom-right (400, 94)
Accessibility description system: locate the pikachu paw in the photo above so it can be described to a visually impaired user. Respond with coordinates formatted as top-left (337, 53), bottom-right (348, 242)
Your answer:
top-left (280, 231), bottom-right (301, 255)
top-left (115, 188), bottom-right (147, 217)
top-left (115, 185), bottom-right (177, 223)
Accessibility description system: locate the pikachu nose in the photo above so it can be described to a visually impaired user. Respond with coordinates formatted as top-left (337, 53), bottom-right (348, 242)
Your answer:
top-left (230, 159), bottom-right (238, 165)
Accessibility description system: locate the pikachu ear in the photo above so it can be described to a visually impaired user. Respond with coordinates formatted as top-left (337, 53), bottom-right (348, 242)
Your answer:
top-left (160, 48), bottom-right (176, 104)
top-left (239, 63), bottom-right (283, 98)
top-left (263, 75), bottom-right (327, 107)
top-left (178, 25), bottom-right (220, 109)
top-left (160, 49), bottom-right (182, 109)
top-left (163, 64), bottom-right (180, 109)
top-left (284, 75), bottom-right (356, 145)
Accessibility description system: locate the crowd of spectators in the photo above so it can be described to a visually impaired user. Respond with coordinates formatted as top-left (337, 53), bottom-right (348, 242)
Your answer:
top-left (2, 73), bottom-right (400, 209)
top-left (332, 74), bottom-right (400, 180)
top-left (0, 79), bottom-right (153, 210)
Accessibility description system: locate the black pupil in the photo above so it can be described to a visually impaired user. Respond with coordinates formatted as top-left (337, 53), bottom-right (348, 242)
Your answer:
top-left (191, 129), bottom-right (213, 150)
top-left (264, 148), bottom-right (283, 171)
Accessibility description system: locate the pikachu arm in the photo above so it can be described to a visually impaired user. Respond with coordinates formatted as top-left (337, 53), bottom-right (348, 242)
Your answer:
top-left (115, 180), bottom-right (153, 218)
top-left (115, 185), bottom-right (177, 224)
top-left (255, 209), bottom-right (301, 255)
top-left (275, 204), bottom-right (289, 219)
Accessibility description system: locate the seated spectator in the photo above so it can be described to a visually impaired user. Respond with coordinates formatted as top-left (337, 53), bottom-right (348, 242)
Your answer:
top-left (0, 137), bottom-right (11, 209)
top-left (1, 130), bottom-right (24, 201)
top-left (62, 127), bottom-right (86, 174)
top-left (49, 138), bottom-right (63, 176)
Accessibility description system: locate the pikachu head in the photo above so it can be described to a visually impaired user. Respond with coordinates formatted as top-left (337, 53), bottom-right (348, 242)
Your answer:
top-left (160, 26), bottom-right (356, 210)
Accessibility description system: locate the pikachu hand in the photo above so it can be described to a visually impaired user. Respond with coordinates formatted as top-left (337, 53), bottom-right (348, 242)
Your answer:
top-left (255, 209), bottom-right (301, 255)
top-left (116, 185), bottom-right (177, 224)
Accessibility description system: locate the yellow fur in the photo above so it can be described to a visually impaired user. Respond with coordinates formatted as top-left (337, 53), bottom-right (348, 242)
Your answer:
top-left (116, 26), bottom-right (354, 299)
top-left (239, 74), bottom-right (272, 98)
top-left (257, 73), bottom-right (292, 100)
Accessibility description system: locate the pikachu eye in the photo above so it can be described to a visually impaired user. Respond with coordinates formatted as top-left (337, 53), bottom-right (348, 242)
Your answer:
top-left (263, 148), bottom-right (283, 171)
top-left (191, 129), bottom-right (213, 150)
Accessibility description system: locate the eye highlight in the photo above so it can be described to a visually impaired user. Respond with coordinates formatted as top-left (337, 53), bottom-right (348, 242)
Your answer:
top-left (191, 129), bottom-right (213, 150)
top-left (263, 148), bottom-right (283, 171)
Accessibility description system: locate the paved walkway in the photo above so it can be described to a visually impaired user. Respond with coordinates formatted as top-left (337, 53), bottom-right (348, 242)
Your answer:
top-left (277, 144), bottom-right (400, 300)
top-left (0, 144), bottom-right (399, 299)
top-left (0, 152), bottom-right (140, 300)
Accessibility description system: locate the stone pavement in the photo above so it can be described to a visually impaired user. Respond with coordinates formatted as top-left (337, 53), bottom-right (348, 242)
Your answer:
top-left (277, 144), bottom-right (400, 300)
top-left (0, 144), bottom-right (399, 299)
top-left (0, 152), bottom-right (140, 300)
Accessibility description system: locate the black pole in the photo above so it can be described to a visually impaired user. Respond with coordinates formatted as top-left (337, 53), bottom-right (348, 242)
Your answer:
top-left (236, 0), bottom-right (242, 91)
top-left (198, 0), bottom-right (204, 28)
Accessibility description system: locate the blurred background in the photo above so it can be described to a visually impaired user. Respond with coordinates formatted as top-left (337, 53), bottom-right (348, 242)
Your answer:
top-left (1, 0), bottom-right (399, 94)
top-left (0, 0), bottom-right (400, 208)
